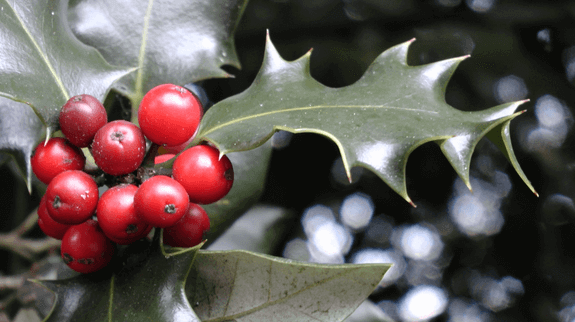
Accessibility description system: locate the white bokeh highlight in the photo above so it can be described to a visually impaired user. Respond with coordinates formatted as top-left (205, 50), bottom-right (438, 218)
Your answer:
top-left (394, 224), bottom-right (444, 261)
top-left (340, 192), bottom-right (375, 231)
top-left (399, 285), bottom-right (449, 321)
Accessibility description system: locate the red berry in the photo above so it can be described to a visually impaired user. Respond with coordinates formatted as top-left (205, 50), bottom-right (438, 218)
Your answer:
top-left (59, 94), bottom-right (107, 147)
top-left (37, 195), bottom-right (73, 240)
top-left (154, 153), bottom-right (176, 164)
top-left (134, 175), bottom-right (189, 228)
top-left (31, 137), bottom-right (85, 184)
top-left (172, 145), bottom-right (233, 204)
top-left (45, 170), bottom-right (98, 225)
top-left (97, 184), bottom-right (152, 245)
top-left (92, 120), bottom-right (146, 175)
top-left (61, 220), bottom-right (114, 274)
top-left (163, 203), bottom-right (210, 248)
top-left (138, 84), bottom-right (202, 146)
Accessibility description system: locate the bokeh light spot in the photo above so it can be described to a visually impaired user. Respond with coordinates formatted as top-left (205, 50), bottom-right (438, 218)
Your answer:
top-left (340, 192), bottom-right (374, 231)
top-left (397, 224), bottom-right (444, 261)
top-left (399, 285), bottom-right (448, 321)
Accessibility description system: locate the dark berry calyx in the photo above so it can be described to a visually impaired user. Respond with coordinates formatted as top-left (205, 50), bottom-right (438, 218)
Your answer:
top-left (164, 204), bottom-right (176, 214)
top-left (52, 196), bottom-right (61, 209)
top-left (224, 168), bottom-right (234, 181)
top-left (110, 131), bottom-right (124, 141)
top-left (62, 253), bottom-right (73, 264)
top-left (126, 224), bottom-right (138, 234)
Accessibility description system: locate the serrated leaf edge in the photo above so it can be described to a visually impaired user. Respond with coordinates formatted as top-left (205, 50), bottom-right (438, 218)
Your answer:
top-left (200, 36), bottom-right (535, 204)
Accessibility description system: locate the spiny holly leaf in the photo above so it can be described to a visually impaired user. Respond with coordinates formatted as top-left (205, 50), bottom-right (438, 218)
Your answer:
top-left (36, 238), bottom-right (202, 322)
top-left (201, 142), bottom-right (273, 245)
top-left (0, 97), bottom-right (44, 192)
top-left (197, 34), bottom-right (537, 204)
top-left (0, 0), bottom-right (134, 133)
top-left (187, 250), bottom-right (390, 321)
top-left (68, 0), bottom-right (248, 108)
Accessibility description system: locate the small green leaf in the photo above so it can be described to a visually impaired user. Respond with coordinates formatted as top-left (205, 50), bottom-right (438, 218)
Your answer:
top-left (0, 97), bottom-right (44, 192)
top-left (68, 0), bottom-right (248, 109)
top-left (36, 239), bottom-right (202, 322)
top-left (187, 250), bottom-right (390, 322)
top-left (0, 0), bottom-right (134, 131)
top-left (197, 34), bottom-right (536, 204)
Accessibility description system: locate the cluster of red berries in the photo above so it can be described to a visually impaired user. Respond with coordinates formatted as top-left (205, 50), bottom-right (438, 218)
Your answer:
top-left (31, 84), bottom-right (233, 274)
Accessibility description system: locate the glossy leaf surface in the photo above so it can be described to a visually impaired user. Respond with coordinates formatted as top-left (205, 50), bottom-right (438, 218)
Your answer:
top-left (197, 34), bottom-right (536, 203)
top-left (0, 0), bottom-right (133, 130)
top-left (0, 97), bottom-right (44, 192)
top-left (187, 250), bottom-right (390, 321)
top-left (68, 0), bottom-right (248, 107)
top-left (37, 239), bottom-right (202, 322)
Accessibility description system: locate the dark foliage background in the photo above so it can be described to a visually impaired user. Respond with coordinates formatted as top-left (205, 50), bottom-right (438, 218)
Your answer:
top-left (1, 0), bottom-right (574, 321)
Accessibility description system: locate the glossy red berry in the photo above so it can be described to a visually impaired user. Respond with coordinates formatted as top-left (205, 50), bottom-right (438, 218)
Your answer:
top-left (61, 220), bottom-right (114, 274)
top-left (31, 137), bottom-right (85, 184)
top-left (163, 203), bottom-right (210, 248)
top-left (97, 184), bottom-right (152, 245)
top-left (134, 175), bottom-right (189, 228)
top-left (59, 94), bottom-right (107, 147)
top-left (37, 195), bottom-right (73, 240)
top-left (45, 170), bottom-right (98, 225)
top-left (172, 145), bottom-right (234, 204)
top-left (92, 120), bottom-right (146, 175)
top-left (138, 84), bottom-right (202, 146)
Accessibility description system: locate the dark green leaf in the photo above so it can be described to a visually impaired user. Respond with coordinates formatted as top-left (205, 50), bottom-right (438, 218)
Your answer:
top-left (0, 97), bottom-right (44, 192)
top-left (36, 239), bottom-right (202, 322)
top-left (187, 250), bottom-right (390, 322)
top-left (197, 35), bottom-right (536, 204)
top-left (0, 0), bottom-right (134, 131)
top-left (68, 0), bottom-right (248, 108)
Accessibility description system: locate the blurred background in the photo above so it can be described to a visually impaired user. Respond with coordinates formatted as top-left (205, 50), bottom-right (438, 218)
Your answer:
top-left (205, 0), bottom-right (575, 321)
top-left (2, 0), bottom-right (575, 321)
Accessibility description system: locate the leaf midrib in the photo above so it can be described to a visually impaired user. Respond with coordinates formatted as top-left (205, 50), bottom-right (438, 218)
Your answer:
top-left (204, 266), bottom-right (373, 322)
top-left (3, 0), bottom-right (69, 100)
top-left (134, 0), bottom-right (155, 99)
top-left (201, 104), bottom-right (439, 137)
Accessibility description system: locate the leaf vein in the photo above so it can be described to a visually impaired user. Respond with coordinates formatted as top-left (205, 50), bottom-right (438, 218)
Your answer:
top-left (222, 257), bottom-right (240, 317)
top-left (108, 274), bottom-right (115, 322)
top-left (3, 0), bottom-right (69, 100)
top-left (134, 0), bottom-right (155, 98)
top-left (202, 104), bottom-right (438, 137)
top-left (205, 266), bottom-right (365, 322)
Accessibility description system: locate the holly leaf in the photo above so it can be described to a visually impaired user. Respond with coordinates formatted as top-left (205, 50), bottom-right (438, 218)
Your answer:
top-left (35, 239), bottom-right (202, 322)
top-left (0, 97), bottom-right (44, 192)
top-left (68, 0), bottom-right (248, 107)
top-left (187, 250), bottom-right (390, 321)
top-left (197, 34), bottom-right (537, 204)
top-left (0, 0), bottom-right (134, 132)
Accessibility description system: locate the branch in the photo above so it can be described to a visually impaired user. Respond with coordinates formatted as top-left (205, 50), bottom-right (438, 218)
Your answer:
top-left (0, 207), bottom-right (61, 260)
